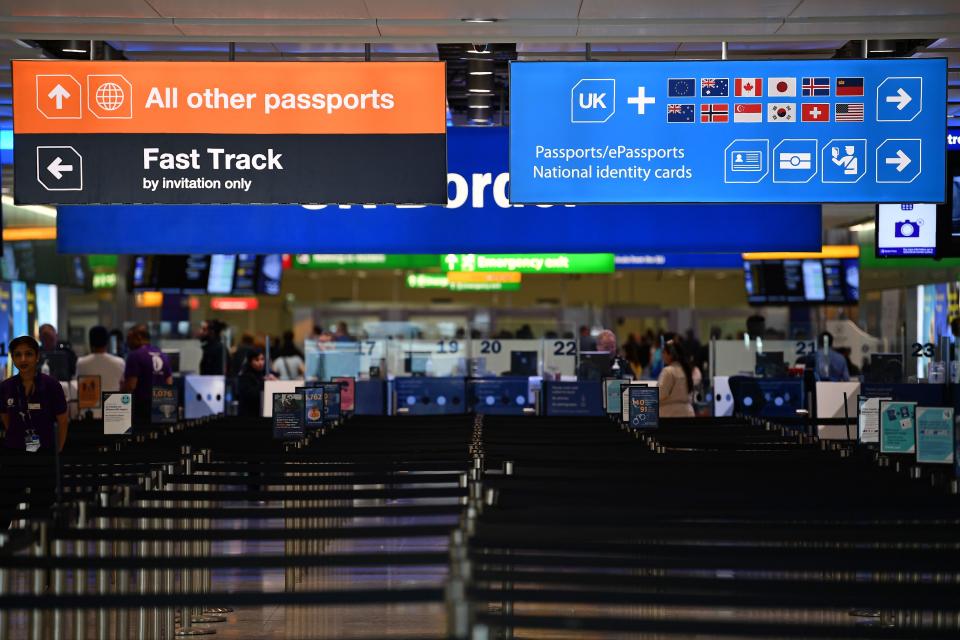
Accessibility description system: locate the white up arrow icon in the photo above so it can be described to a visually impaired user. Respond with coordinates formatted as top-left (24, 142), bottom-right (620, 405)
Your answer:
top-left (885, 87), bottom-right (912, 111)
top-left (47, 156), bottom-right (74, 180)
top-left (47, 84), bottom-right (71, 110)
top-left (884, 149), bottom-right (911, 173)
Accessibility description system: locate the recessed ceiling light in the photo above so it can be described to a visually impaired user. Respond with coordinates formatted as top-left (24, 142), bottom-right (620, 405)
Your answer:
top-left (62, 48), bottom-right (87, 54)
top-left (462, 18), bottom-right (497, 23)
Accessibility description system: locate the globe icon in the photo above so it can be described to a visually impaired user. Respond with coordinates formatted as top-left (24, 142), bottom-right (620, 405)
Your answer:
top-left (95, 82), bottom-right (125, 111)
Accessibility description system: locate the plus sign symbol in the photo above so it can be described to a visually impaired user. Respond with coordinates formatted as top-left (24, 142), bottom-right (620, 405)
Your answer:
top-left (627, 86), bottom-right (656, 115)
top-left (801, 102), bottom-right (830, 123)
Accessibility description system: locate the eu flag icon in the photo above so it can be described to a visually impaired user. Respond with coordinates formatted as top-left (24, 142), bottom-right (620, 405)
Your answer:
top-left (668, 78), bottom-right (695, 97)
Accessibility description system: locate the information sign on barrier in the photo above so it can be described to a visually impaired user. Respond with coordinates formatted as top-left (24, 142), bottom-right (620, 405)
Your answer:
top-left (915, 407), bottom-right (955, 464)
top-left (879, 400), bottom-right (917, 454)
top-left (272, 392), bottom-right (305, 440)
top-left (13, 61), bottom-right (447, 204)
top-left (625, 385), bottom-right (659, 429)
top-left (510, 60), bottom-right (946, 204)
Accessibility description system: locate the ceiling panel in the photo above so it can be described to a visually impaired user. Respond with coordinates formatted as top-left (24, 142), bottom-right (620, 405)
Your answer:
top-left (778, 17), bottom-right (960, 37)
top-left (578, 20), bottom-right (782, 38)
top-left (0, 0), bottom-right (160, 18)
top-left (791, 0), bottom-right (960, 18)
top-left (378, 21), bottom-right (577, 39)
top-left (580, 0), bottom-right (798, 20)
top-left (112, 40), bottom-right (277, 53)
top-left (174, 22), bottom-right (380, 38)
top-left (364, 0), bottom-right (581, 20)
top-left (147, 0), bottom-right (370, 20)
top-left (0, 20), bottom-right (181, 38)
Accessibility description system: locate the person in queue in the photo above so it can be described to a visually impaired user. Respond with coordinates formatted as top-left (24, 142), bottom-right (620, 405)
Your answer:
top-left (0, 336), bottom-right (69, 453)
top-left (658, 339), bottom-right (700, 418)
top-left (121, 324), bottom-right (173, 424)
top-left (77, 326), bottom-right (126, 392)
top-left (199, 319), bottom-right (226, 375)
top-left (237, 348), bottom-right (276, 417)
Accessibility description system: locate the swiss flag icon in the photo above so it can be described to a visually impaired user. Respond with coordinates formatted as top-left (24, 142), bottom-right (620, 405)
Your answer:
top-left (801, 103), bottom-right (830, 122)
top-left (35, 74), bottom-right (82, 119)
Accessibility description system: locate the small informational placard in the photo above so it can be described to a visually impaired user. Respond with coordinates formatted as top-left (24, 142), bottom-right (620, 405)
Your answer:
top-left (151, 384), bottom-right (178, 424)
top-left (394, 377), bottom-right (467, 416)
top-left (102, 392), bottom-right (132, 435)
top-left (77, 375), bottom-right (101, 410)
top-left (323, 383), bottom-right (342, 421)
top-left (272, 392), bottom-right (305, 440)
top-left (857, 395), bottom-right (889, 444)
top-left (331, 376), bottom-right (355, 412)
top-left (879, 400), bottom-right (917, 454)
top-left (604, 378), bottom-right (627, 415)
top-left (303, 387), bottom-right (325, 431)
top-left (626, 385), bottom-right (659, 429)
top-left (915, 407), bottom-right (955, 464)
top-left (877, 203), bottom-right (937, 257)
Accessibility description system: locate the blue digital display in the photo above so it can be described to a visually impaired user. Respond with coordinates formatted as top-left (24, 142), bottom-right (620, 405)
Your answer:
top-left (543, 381), bottom-right (604, 417)
top-left (510, 60), bottom-right (946, 204)
top-left (393, 377), bottom-right (467, 416)
top-left (58, 128), bottom-right (821, 254)
top-left (468, 378), bottom-right (531, 416)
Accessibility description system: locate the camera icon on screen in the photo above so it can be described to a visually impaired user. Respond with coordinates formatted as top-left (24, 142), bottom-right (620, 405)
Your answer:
top-left (894, 219), bottom-right (922, 238)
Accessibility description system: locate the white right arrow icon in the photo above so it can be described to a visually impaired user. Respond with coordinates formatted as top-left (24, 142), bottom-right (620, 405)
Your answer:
top-left (885, 87), bottom-right (912, 111)
top-left (47, 83), bottom-right (71, 110)
top-left (884, 149), bottom-right (911, 173)
top-left (47, 156), bottom-right (74, 180)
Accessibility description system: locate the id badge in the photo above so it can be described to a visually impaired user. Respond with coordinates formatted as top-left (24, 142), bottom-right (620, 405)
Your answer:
top-left (25, 432), bottom-right (40, 453)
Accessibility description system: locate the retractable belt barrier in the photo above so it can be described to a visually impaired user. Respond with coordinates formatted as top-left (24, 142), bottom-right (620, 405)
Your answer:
top-left (3, 411), bottom-right (960, 638)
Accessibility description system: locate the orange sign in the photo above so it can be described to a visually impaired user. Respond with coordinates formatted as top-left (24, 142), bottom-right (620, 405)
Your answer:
top-left (446, 271), bottom-right (523, 284)
top-left (78, 375), bottom-right (102, 410)
top-left (14, 61), bottom-right (446, 135)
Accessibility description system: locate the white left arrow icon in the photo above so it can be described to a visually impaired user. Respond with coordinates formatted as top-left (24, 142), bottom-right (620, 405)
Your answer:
top-left (885, 87), bottom-right (912, 111)
top-left (47, 156), bottom-right (74, 180)
top-left (884, 149), bottom-right (911, 173)
top-left (47, 84), bottom-right (71, 110)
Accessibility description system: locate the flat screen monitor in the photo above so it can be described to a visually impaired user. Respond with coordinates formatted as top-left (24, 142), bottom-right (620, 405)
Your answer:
top-left (163, 349), bottom-right (181, 374)
top-left (864, 353), bottom-right (904, 384)
top-left (744, 258), bottom-right (858, 305)
top-left (257, 255), bottom-right (283, 295)
top-left (34, 283), bottom-right (57, 330)
top-left (935, 150), bottom-right (960, 256)
top-left (578, 351), bottom-right (613, 381)
top-left (877, 203), bottom-right (937, 257)
top-left (755, 352), bottom-right (786, 378)
top-left (510, 350), bottom-right (538, 377)
top-left (232, 254), bottom-right (258, 295)
top-left (41, 350), bottom-right (70, 382)
top-left (135, 255), bottom-right (210, 293)
top-left (207, 254), bottom-right (236, 294)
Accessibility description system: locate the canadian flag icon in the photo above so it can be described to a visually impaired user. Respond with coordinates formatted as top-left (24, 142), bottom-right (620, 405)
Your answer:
top-left (735, 78), bottom-right (762, 97)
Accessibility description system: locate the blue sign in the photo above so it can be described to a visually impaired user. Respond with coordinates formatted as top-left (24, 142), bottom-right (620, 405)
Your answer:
top-left (58, 128), bottom-right (821, 254)
top-left (615, 253), bottom-right (743, 269)
top-left (729, 376), bottom-right (804, 419)
top-left (509, 60), bottom-right (946, 204)
top-left (468, 378), bottom-right (531, 415)
top-left (303, 388), bottom-right (325, 430)
top-left (626, 385), bottom-right (659, 429)
top-left (393, 377), bottom-right (467, 416)
top-left (543, 381), bottom-right (604, 417)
